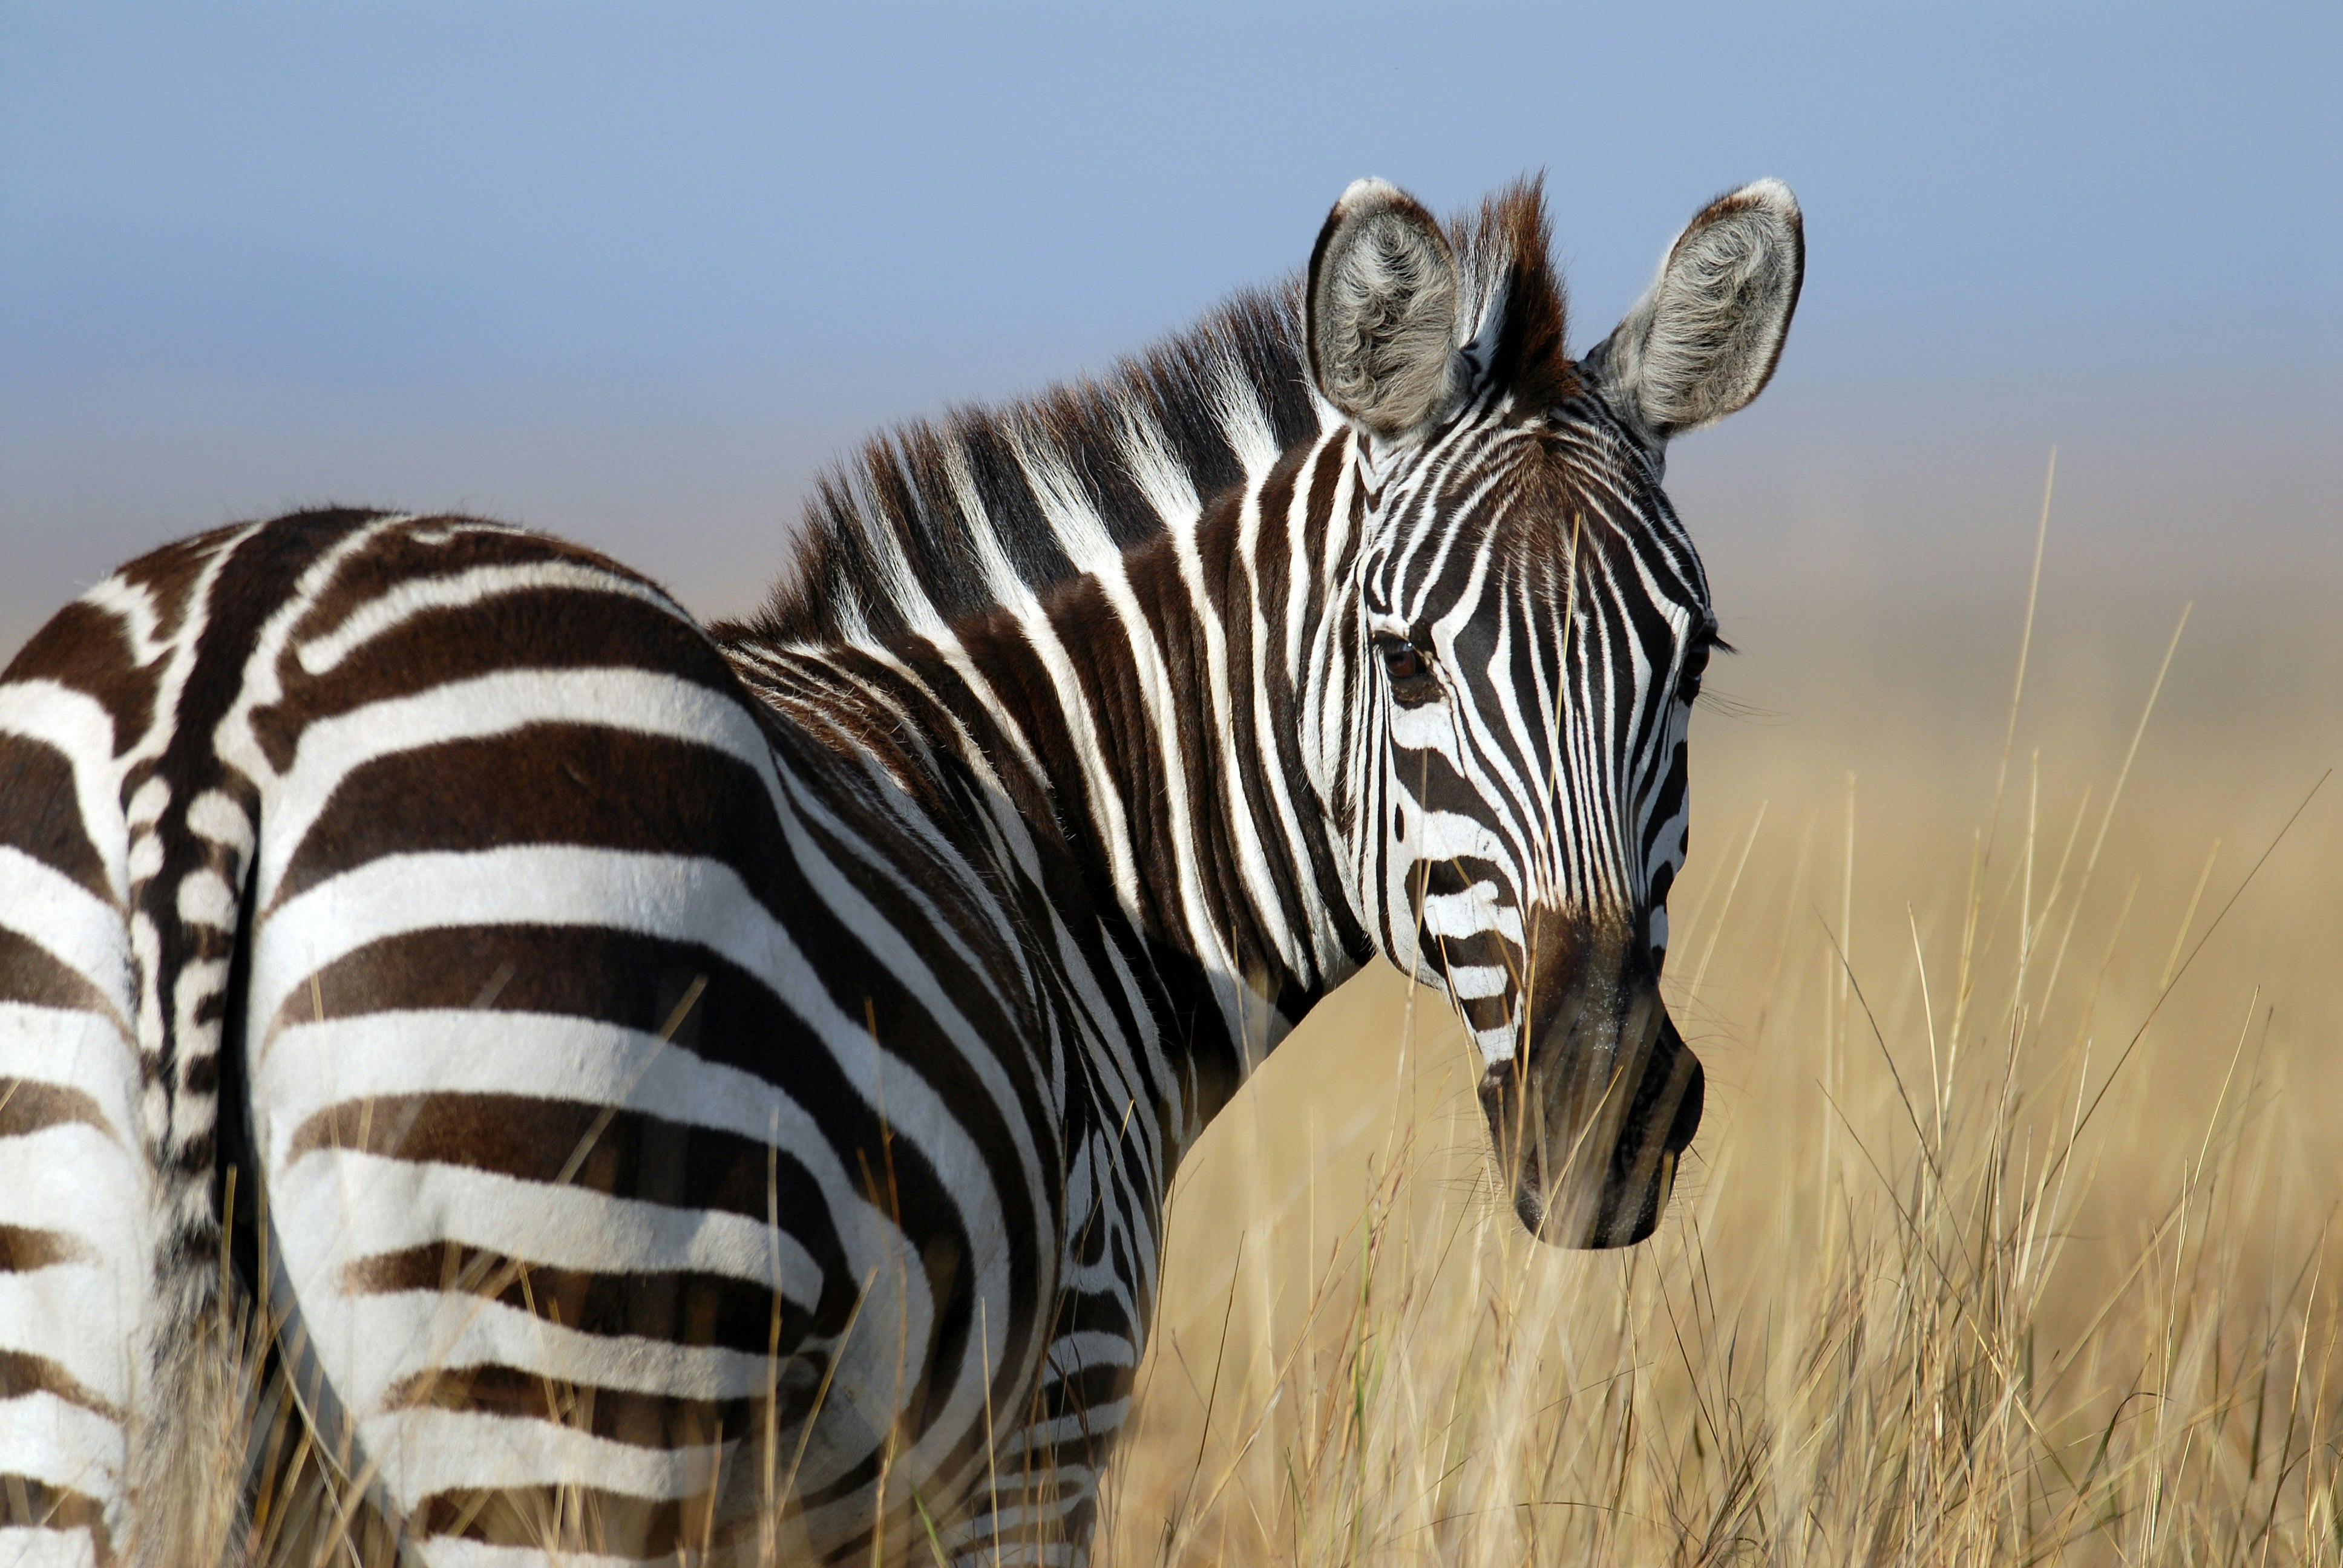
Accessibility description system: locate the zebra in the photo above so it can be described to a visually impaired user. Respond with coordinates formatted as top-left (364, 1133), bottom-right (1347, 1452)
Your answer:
top-left (0, 174), bottom-right (1801, 1565)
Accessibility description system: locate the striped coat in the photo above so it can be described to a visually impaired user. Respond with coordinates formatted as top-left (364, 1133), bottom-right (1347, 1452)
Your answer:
top-left (0, 175), bottom-right (1800, 1564)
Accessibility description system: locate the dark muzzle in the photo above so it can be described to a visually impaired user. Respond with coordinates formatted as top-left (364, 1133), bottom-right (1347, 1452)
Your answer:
top-left (1478, 965), bottom-right (1703, 1249)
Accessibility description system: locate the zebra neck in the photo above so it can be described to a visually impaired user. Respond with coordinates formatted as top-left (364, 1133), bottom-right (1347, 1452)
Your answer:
top-left (933, 442), bottom-right (1374, 1086)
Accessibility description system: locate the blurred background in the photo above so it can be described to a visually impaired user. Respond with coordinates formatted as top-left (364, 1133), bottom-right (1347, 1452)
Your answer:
top-left (5, 2), bottom-right (2338, 655)
top-left (7, 5), bottom-right (2340, 1559)
top-left (7, 0), bottom-right (2337, 852)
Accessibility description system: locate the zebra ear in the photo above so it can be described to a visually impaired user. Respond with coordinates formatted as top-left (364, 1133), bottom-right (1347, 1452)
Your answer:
top-left (1586, 180), bottom-right (1804, 443)
top-left (1306, 178), bottom-right (1464, 439)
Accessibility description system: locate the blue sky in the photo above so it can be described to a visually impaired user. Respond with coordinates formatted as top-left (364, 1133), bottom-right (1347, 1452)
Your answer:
top-left (4, 1), bottom-right (2338, 651)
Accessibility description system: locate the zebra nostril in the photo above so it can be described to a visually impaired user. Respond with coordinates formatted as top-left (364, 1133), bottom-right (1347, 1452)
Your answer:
top-left (1514, 1189), bottom-right (1545, 1234)
top-left (1664, 1052), bottom-right (1705, 1155)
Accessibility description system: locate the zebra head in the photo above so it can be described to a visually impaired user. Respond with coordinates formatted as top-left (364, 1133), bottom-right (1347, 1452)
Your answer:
top-left (1308, 177), bottom-right (1803, 1247)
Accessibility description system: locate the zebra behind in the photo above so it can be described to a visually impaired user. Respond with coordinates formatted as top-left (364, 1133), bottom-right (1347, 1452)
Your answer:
top-left (0, 175), bottom-right (1802, 1564)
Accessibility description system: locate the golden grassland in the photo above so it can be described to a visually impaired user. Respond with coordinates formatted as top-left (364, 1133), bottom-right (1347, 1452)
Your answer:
top-left (138, 502), bottom-right (2343, 1566)
top-left (1101, 528), bottom-right (2343, 1566)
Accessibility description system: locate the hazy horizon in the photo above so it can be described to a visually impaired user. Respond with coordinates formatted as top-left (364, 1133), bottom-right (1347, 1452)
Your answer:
top-left (5, 2), bottom-right (2338, 662)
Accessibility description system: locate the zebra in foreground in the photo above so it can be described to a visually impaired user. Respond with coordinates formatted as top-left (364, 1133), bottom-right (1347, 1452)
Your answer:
top-left (0, 174), bottom-right (1801, 1564)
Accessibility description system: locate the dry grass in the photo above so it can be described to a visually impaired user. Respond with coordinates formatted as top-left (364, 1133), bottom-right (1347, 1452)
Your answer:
top-left (176, 504), bottom-right (2342, 1565)
top-left (1099, 526), bottom-right (2343, 1565)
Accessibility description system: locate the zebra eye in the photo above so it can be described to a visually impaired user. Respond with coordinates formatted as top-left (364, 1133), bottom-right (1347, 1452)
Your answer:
top-left (1676, 639), bottom-right (1711, 705)
top-left (1377, 636), bottom-right (1438, 702)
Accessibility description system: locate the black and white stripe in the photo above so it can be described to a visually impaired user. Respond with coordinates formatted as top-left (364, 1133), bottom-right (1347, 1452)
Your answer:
top-left (0, 175), bottom-right (1800, 1564)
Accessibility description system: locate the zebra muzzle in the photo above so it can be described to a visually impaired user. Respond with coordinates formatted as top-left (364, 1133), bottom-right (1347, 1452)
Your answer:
top-left (1480, 978), bottom-right (1703, 1249)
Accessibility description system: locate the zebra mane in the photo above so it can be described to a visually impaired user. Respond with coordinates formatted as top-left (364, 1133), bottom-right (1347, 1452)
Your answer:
top-left (723, 284), bottom-right (1316, 647)
top-left (727, 181), bottom-right (1565, 648)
